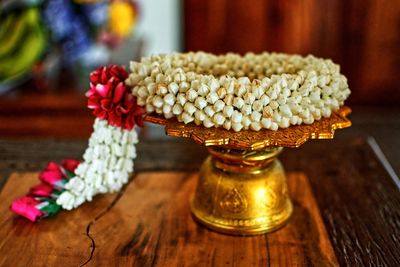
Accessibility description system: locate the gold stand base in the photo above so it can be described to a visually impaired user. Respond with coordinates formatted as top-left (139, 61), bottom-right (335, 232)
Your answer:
top-left (191, 147), bottom-right (293, 235)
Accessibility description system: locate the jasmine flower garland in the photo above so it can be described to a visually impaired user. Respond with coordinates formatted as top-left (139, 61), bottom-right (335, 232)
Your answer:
top-left (127, 52), bottom-right (350, 132)
top-left (57, 118), bottom-right (138, 210)
top-left (10, 65), bottom-right (144, 221)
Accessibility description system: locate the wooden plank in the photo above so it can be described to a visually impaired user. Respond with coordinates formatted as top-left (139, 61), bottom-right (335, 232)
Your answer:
top-left (0, 171), bottom-right (339, 266)
top-left (0, 137), bottom-right (399, 266)
top-left (0, 172), bottom-right (118, 267)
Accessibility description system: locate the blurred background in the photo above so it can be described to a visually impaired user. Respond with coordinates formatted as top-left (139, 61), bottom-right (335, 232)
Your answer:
top-left (0, 0), bottom-right (399, 172)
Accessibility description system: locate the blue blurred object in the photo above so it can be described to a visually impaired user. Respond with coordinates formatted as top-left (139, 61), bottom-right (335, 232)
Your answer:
top-left (81, 2), bottom-right (109, 27)
top-left (61, 18), bottom-right (91, 64)
top-left (42, 0), bottom-right (75, 41)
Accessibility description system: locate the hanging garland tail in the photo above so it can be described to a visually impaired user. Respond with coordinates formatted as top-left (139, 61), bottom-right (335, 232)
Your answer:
top-left (10, 65), bottom-right (145, 222)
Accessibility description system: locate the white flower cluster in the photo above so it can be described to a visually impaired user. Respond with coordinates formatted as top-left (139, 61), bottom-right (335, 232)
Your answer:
top-left (127, 52), bottom-right (350, 131)
top-left (57, 119), bottom-right (138, 210)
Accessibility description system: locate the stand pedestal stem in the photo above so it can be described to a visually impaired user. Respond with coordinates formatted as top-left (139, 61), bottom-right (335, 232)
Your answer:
top-left (191, 147), bottom-right (293, 235)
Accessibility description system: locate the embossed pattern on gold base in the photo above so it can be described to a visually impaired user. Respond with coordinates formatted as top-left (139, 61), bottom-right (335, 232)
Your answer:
top-left (144, 106), bottom-right (352, 235)
top-left (191, 148), bottom-right (293, 235)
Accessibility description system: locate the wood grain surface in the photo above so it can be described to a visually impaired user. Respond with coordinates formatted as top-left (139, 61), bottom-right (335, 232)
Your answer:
top-left (0, 171), bottom-right (338, 267)
top-left (0, 137), bottom-right (399, 266)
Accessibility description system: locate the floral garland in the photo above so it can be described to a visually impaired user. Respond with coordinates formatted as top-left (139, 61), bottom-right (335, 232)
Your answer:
top-left (10, 52), bottom-right (351, 221)
top-left (11, 65), bottom-right (144, 221)
top-left (127, 52), bottom-right (350, 131)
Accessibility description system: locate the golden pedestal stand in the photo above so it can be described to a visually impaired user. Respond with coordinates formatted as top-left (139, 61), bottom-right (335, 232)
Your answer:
top-left (145, 106), bottom-right (351, 235)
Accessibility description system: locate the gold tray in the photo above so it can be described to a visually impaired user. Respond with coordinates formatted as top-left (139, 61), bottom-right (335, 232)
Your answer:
top-left (144, 106), bottom-right (352, 150)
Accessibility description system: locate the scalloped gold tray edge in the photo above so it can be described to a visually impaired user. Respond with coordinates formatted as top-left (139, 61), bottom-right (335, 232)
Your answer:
top-left (144, 106), bottom-right (352, 150)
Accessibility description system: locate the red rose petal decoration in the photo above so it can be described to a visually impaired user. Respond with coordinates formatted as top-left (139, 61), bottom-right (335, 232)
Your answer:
top-left (10, 197), bottom-right (45, 222)
top-left (86, 65), bottom-right (145, 130)
top-left (61, 159), bottom-right (81, 173)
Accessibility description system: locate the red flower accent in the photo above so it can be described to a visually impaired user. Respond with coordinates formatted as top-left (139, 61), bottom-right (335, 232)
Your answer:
top-left (61, 159), bottom-right (81, 173)
top-left (39, 161), bottom-right (65, 186)
top-left (38, 160), bottom-right (80, 187)
top-left (10, 197), bottom-right (45, 222)
top-left (29, 183), bottom-right (53, 198)
top-left (86, 65), bottom-right (145, 130)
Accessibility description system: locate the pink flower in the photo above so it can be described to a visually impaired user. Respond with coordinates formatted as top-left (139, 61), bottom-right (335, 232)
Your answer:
top-left (10, 197), bottom-right (45, 222)
top-left (86, 65), bottom-right (145, 130)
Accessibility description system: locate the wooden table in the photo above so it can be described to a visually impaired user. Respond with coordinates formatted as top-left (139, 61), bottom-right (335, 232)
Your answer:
top-left (0, 137), bottom-right (399, 266)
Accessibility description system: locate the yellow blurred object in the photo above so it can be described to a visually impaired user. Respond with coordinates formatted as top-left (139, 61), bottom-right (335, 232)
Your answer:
top-left (109, 1), bottom-right (136, 37)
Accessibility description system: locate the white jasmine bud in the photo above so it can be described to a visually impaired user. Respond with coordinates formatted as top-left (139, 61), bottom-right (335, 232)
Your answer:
top-left (224, 94), bottom-right (234, 105)
top-left (204, 106), bottom-right (216, 117)
top-left (209, 79), bottom-right (220, 91)
top-left (203, 117), bottom-right (214, 128)
top-left (194, 110), bottom-right (206, 121)
top-left (177, 93), bottom-right (187, 106)
top-left (263, 106), bottom-right (273, 118)
top-left (138, 86), bottom-right (148, 98)
top-left (182, 112), bottom-right (194, 124)
top-left (155, 73), bottom-right (165, 83)
top-left (252, 100), bottom-right (263, 112)
top-left (260, 95), bottom-right (270, 106)
top-left (261, 118), bottom-right (272, 129)
top-left (223, 105), bottom-right (234, 118)
top-left (163, 104), bottom-right (172, 114)
top-left (186, 89), bottom-right (198, 102)
top-left (251, 111), bottom-right (262, 122)
top-left (303, 116), bottom-right (314, 124)
top-left (279, 104), bottom-right (292, 117)
top-left (250, 122), bottom-right (262, 131)
top-left (278, 117), bottom-right (290, 128)
top-left (146, 103), bottom-right (155, 113)
top-left (164, 93), bottom-right (175, 106)
top-left (214, 100), bottom-right (225, 112)
top-left (270, 100), bottom-right (279, 110)
top-left (206, 92), bottom-right (219, 104)
top-left (172, 103), bottom-right (183, 115)
top-left (223, 120), bottom-right (231, 130)
top-left (242, 115), bottom-right (251, 128)
top-left (217, 87), bottom-right (227, 99)
top-left (184, 102), bottom-right (196, 115)
top-left (241, 104), bottom-right (252, 115)
top-left (322, 107), bottom-right (332, 117)
top-left (174, 73), bottom-right (186, 82)
top-left (152, 95), bottom-right (163, 108)
top-left (198, 84), bottom-right (209, 96)
top-left (164, 112), bottom-right (173, 119)
top-left (310, 92), bottom-right (321, 102)
top-left (234, 84), bottom-right (247, 97)
top-left (238, 77), bottom-right (250, 85)
top-left (168, 82), bottom-right (179, 95)
top-left (273, 111), bottom-right (282, 123)
top-left (213, 113), bottom-right (225, 125)
top-left (156, 85), bottom-right (168, 95)
top-left (137, 97), bottom-right (146, 106)
top-left (232, 122), bottom-right (243, 132)
top-left (232, 111), bottom-right (243, 123)
top-left (244, 93), bottom-right (256, 105)
top-left (194, 97), bottom-right (207, 109)
top-left (233, 97), bottom-right (245, 109)
top-left (252, 86), bottom-right (264, 99)
top-left (180, 81), bottom-right (190, 92)
top-left (270, 122), bottom-right (279, 131)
